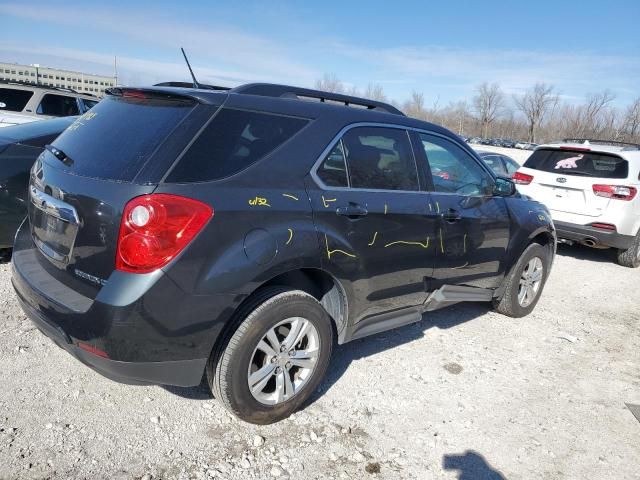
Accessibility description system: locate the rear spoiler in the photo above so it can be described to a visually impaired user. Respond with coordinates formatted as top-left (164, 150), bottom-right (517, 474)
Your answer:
top-left (105, 87), bottom-right (226, 105)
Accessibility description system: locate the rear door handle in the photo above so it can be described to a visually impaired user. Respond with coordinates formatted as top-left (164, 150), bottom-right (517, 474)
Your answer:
top-left (336, 203), bottom-right (368, 218)
top-left (441, 208), bottom-right (462, 223)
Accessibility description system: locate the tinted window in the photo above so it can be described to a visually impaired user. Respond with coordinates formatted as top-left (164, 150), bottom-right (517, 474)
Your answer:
top-left (52, 96), bottom-right (194, 181)
top-left (482, 155), bottom-right (507, 175)
top-left (420, 134), bottom-right (492, 195)
top-left (523, 149), bottom-right (628, 179)
top-left (0, 88), bottom-right (34, 111)
top-left (503, 156), bottom-right (519, 174)
top-left (342, 127), bottom-right (418, 190)
top-left (317, 141), bottom-right (348, 187)
top-left (37, 94), bottom-right (80, 116)
top-left (80, 98), bottom-right (99, 111)
top-left (167, 108), bottom-right (309, 182)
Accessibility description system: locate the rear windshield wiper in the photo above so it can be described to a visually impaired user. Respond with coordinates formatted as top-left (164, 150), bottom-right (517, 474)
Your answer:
top-left (44, 144), bottom-right (74, 167)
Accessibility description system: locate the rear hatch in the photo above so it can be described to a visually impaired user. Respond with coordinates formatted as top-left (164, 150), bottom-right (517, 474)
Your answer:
top-left (26, 89), bottom-right (218, 299)
top-left (519, 148), bottom-right (629, 217)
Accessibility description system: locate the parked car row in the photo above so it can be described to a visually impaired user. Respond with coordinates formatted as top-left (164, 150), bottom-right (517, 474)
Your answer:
top-left (6, 81), bottom-right (556, 424)
top-left (464, 136), bottom-right (537, 150)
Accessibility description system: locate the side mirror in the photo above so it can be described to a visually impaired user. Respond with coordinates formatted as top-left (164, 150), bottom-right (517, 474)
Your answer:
top-left (493, 177), bottom-right (516, 197)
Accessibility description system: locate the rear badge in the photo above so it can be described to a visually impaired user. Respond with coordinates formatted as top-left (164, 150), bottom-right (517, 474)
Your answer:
top-left (74, 269), bottom-right (107, 286)
top-left (556, 177), bottom-right (567, 183)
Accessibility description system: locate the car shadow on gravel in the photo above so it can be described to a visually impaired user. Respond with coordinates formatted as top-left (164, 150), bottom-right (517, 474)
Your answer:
top-left (316, 302), bottom-right (489, 401)
top-left (555, 243), bottom-right (615, 264)
top-left (443, 450), bottom-right (506, 479)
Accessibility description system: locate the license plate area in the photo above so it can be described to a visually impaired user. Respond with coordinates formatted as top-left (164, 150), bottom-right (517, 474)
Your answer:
top-left (29, 186), bottom-right (80, 267)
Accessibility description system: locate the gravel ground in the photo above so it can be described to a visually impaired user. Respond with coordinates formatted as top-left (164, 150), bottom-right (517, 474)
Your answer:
top-left (1, 243), bottom-right (639, 479)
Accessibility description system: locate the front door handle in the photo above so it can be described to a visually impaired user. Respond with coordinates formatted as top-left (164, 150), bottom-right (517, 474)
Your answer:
top-left (336, 203), bottom-right (368, 218)
top-left (441, 208), bottom-right (462, 223)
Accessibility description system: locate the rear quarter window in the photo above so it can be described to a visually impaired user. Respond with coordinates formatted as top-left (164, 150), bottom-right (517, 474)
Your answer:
top-left (524, 149), bottom-right (628, 179)
top-left (0, 88), bottom-right (34, 112)
top-left (166, 108), bottom-right (309, 183)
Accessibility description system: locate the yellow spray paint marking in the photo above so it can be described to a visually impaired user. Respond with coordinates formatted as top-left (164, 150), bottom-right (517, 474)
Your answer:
top-left (248, 196), bottom-right (270, 207)
top-left (428, 203), bottom-right (433, 212)
top-left (285, 228), bottom-right (293, 245)
top-left (440, 228), bottom-right (445, 254)
top-left (538, 214), bottom-right (546, 222)
top-left (368, 232), bottom-right (379, 246)
top-left (282, 193), bottom-right (299, 201)
top-left (384, 203), bottom-right (388, 214)
top-left (384, 237), bottom-right (430, 249)
top-left (435, 202), bottom-right (440, 214)
top-left (325, 234), bottom-right (356, 259)
top-left (322, 195), bottom-right (337, 208)
top-left (463, 234), bottom-right (467, 254)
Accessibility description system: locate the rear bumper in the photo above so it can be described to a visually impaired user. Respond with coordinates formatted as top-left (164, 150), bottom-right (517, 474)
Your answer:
top-left (11, 221), bottom-right (241, 387)
top-left (13, 289), bottom-right (206, 386)
top-left (554, 221), bottom-right (635, 250)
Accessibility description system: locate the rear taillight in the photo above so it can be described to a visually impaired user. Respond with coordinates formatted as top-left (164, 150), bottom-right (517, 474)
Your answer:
top-left (116, 194), bottom-right (213, 273)
top-left (592, 184), bottom-right (637, 201)
top-left (513, 171), bottom-right (534, 185)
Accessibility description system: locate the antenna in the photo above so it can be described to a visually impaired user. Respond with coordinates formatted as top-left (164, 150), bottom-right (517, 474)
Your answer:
top-left (180, 47), bottom-right (200, 89)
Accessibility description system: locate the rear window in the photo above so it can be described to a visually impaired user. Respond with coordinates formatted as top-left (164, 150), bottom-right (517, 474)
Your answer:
top-left (523, 148), bottom-right (628, 179)
top-left (0, 88), bottom-right (34, 112)
top-left (166, 108), bottom-right (309, 182)
top-left (51, 95), bottom-right (195, 181)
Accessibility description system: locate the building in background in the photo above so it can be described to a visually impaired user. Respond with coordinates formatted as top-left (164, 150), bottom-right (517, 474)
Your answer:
top-left (0, 62), bottom-right (116, 97)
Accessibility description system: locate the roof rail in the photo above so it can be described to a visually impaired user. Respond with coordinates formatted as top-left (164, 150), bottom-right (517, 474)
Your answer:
top-left (0, 79), bottom-right (84, 94)
top-left (562, 138), bottom-right (640, 150)
top-left (154, 81), bottom-right (231, 91)
top-left (231, 83), bottom-right (404, 116)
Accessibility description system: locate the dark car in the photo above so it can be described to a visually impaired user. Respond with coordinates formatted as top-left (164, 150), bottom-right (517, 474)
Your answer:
top-left (476, 151), bottom-right (520, 177)
top-left (0, 117), bottom-right (76, 256)
top-left (11, 83), bottom-right (556, 424)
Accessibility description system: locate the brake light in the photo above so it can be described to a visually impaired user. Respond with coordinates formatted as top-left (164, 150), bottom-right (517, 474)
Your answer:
top-left (116, 194), bottom-right (213, 273)
top-left (560, 146), bottom-right (591, 152)
top-left (592, 184), bottom-right (637, 201)
top-left (513, 171), bottom-right (534, 185)
top-left (590, 223), bottom-right (616, 231)
top-left (122, 90), bottom-right (149, 99)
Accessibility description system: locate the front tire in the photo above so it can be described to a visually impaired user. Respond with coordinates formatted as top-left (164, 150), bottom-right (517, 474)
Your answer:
top-left (494, 243), bottom-right (550, 318)
top-left (617, 230), bottom-right (640, 268)
top-left (207, 287), bottom-right (333, 424)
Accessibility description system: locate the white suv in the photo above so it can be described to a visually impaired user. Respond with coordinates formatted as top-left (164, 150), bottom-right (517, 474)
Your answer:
top-left (0, 82), bottom-right (98, 127)
top-left (514, 139), bottom-right (640, 267)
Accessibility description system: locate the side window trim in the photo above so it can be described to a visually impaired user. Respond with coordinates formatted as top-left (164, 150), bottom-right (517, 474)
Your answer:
top-left (311, 123), bottom-right (422, 193)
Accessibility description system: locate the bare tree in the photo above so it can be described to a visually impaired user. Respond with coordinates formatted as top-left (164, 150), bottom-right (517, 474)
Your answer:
top-left (364, 83), bottom-right (387, 102)
top-left (473, 82), bottom-right (504, 137)
top-left (403, 91), bottom-right (426, 119)
top-left (514, 83), bottom-right (559, 142)
top-left (315, 73), bottom-right (345, 93)
top-left (622, 97), bottom-right (640, 141)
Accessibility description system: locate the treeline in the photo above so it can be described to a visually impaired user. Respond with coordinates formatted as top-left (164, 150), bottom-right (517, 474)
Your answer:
top-left (315, 74), bottom-right (640, 144)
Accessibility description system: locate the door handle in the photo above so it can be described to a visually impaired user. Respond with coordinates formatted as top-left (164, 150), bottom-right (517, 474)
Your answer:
top-left (336, 203), bottom-right (368, 218)
top-left (441, 208), bottom-right (462, 223)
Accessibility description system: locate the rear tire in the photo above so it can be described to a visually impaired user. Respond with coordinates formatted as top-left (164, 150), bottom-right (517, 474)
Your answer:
top-left (207, 287), bottom-right (333, 424)
top-left (617, 230), bottom-right (640, 268)
top-left (493, 243), bottom-right (550, 318)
